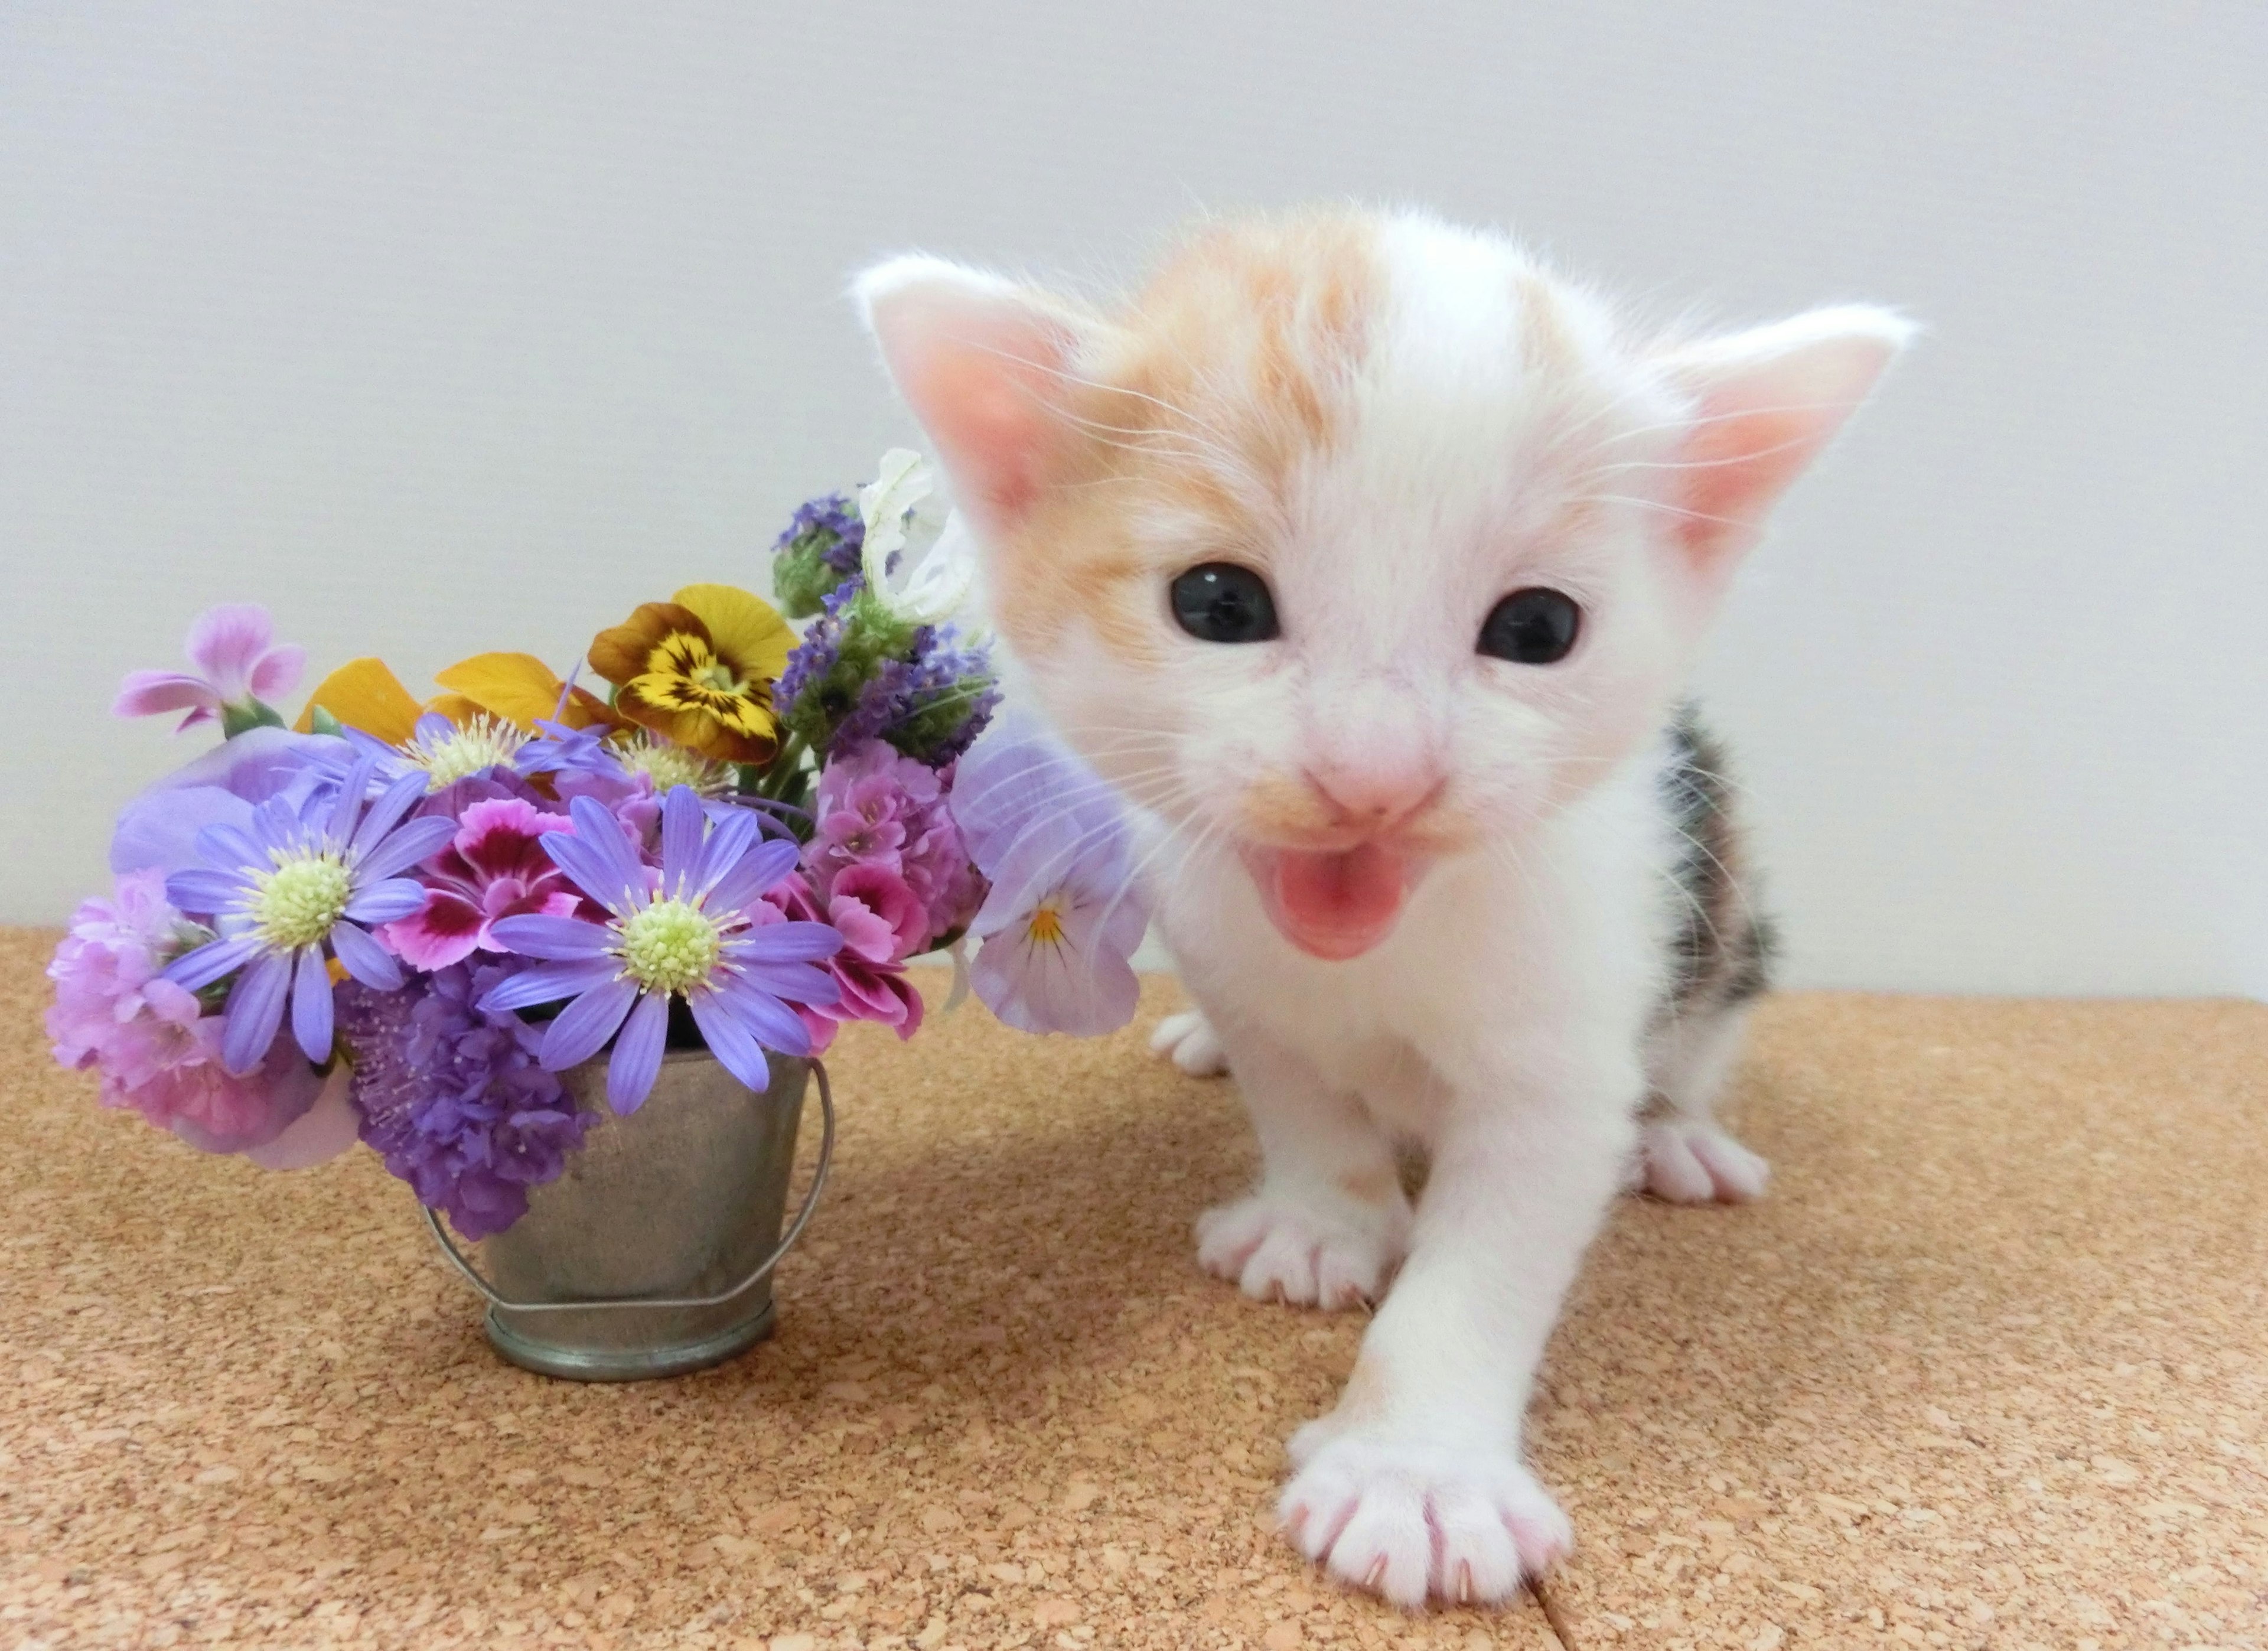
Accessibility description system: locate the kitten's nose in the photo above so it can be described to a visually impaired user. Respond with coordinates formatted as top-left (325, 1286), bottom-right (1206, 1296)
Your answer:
top-left (1305, 759), bottom-right (1445, 834)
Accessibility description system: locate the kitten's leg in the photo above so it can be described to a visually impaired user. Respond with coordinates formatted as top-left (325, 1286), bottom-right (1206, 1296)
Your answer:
top-left (1149, 1007), bottom-right (1228, 1076)
top-left (1278, 1059), bottom-right (1634, 1607)
top-left (1195, 1030), bottom-right (1409, 1310)
top-left (1638, 1003), bottom-right (1768, 1203)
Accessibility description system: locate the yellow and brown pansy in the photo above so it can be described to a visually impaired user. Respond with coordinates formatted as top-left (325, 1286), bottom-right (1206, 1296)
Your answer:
top-left (586, 584), bottom-right (793, 765)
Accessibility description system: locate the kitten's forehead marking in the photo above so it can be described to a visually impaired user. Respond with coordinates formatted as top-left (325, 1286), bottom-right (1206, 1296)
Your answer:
top-left (995, 211), bottom-right (1385, 662)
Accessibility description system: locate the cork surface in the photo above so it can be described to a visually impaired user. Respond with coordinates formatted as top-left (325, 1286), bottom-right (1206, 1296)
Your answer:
top-left (2, 925), bottom-right (2264, 1650)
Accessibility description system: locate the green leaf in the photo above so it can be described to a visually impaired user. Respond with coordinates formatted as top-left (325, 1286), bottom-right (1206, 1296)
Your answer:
top-left (221, 699), bottom-right (288, 738)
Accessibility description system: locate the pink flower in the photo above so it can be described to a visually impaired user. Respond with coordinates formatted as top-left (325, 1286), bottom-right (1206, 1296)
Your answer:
top-left (114, 605), bottom-right (307, 732)
top-left (46, 870), bottom-right (322, 1152)
top-left (379, 797), bottom-right (582, 971)
top-left (806, 741), bottom-right (982, 949)
top-left (775, 872), bottom-right (925, 1048)
top-left (828, 863), bottom-right (926, 965)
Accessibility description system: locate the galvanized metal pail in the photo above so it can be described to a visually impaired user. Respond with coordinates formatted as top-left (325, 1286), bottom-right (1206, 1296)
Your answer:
top-left (422, 1048), bottom-right (833, 1381)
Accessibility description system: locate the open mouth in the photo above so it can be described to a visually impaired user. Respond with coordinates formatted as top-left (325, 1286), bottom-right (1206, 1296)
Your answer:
top-left (1241, 841), bottom-right (1426, 961)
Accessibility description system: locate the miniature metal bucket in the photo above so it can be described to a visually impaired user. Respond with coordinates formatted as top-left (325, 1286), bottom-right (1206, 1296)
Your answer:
top-left (423, 1048), bottom-right (833, 1381)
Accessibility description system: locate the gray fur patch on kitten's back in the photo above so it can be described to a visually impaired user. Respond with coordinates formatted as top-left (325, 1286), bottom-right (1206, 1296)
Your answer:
top-left (1659, 705), bottom-right (1777, 1015)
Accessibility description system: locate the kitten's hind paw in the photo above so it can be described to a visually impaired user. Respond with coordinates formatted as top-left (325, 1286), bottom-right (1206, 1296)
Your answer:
top-left (1149, 1009), bottom-right (1228, 1076)
top-left (1640, 1119), bottom-right (1770, 1203)
top-left (1195, 1194), bottom-right (1403, 1310)
top-left (1278, 1435), bottom-right (1573, 1608)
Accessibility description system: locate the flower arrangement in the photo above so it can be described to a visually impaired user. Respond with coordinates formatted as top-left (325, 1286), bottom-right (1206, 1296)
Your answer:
top-left (48, 455), bottom-right (1151, 1240)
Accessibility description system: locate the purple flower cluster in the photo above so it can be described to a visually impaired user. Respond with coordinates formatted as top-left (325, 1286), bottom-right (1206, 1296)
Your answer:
top-left (770, 492), bottom-right (868, 618)
top-left (337, 963), bottom-right (593, 1240)
top-left (771, 492), bottom-right (866, 575)
top-left (777, 579), bottom-right (1001, 767)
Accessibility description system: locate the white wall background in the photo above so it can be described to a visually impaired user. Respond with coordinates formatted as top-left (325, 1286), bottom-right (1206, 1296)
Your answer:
top-left (4, 1), bottom-right (2263, 996)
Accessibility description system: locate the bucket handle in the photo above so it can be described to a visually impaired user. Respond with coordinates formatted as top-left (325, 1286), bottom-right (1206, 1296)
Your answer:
top-left (421, 1057), bottom-right (835, 1314)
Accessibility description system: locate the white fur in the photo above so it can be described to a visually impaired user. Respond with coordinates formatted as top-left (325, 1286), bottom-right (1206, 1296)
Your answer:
top-left (861, 210), bottom-right (1905, 1608)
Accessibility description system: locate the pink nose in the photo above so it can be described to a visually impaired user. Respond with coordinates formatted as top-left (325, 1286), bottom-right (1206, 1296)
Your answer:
top-left (1305, 761), bottom-right (1445, 832)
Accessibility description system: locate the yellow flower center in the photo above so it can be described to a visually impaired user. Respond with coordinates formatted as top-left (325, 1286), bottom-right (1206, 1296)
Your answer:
top-left (403, 713), bottom-right (529, 790)
top-left (252, 854), bottom-right (353, 950)
top-left (615, 735), bottom-right (729, 796)
top-left (617, 898), bottom-right (723, 995)
top-left (1027, 903), bottom-right (1066, 946)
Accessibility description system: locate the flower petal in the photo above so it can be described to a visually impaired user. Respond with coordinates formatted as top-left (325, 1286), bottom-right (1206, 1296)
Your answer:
top-left (113, 671), bottom-right (223, 720)
top-left (326, 756), bottom-right (379, 844)
top-left (558, 794), bottom-right (649, 908)
top-left (112, 784), bottom-right (257, 879)
top-left (349, 771), bottom-right (430, 861)
top-left (431, 652), bottom-right (572, 732)
top-left (689, 805), bottom-right (760, 899)
top-left (220, 950), bottom-right (293, 1075)
top-left (167, 868), bottom-right (249, 916)
top-left (701, 836), bottom-right (802, 916)
top-left (478, 955), bottom-right (622, 1012)
top-left (290, 945), bottom-right (333, 1063)
top-left (184, 604), bottom-right (275, 701)
top-left (671, 584), bottom-right (794, 682)
top-left (246, 643), bottom-right (305, 702)
top-left (489, 913), bottom-right (613, 960)
top-left (721, 956), bottom-right (841, 1006)
top-left (731, 919), bottom-right (843, 965)
top-left (713, 979), bottom-right (813, 1057)
top-left (659, 784), bottom-right (704, 895)
top-left (161, 932), bottom-right (265, 991)
top-left (538, 977), bottom-right (638, 1072)
top-left (293, 657), bottom-right (423, 744)
top-left (329, 920), bottom-right (403, 990)
top-left (342, 876), bottom-right (428, 925)
top-left (605, 989), bottom-right (670, 1113)
top-left (687, 990), bottom-right (774, 1092)
top-left (355, 813), bottom-right (455, 881)
top-left (377, 891), bottom-right (483, 970)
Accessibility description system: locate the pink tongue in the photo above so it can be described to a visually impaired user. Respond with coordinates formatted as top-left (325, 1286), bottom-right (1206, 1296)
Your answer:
top-left (1250, 844), bottom-right (1412, 960)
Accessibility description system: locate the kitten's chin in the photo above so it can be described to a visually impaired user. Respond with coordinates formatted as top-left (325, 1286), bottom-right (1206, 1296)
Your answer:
top-left (1243, 842), bottom-right (1425, 962)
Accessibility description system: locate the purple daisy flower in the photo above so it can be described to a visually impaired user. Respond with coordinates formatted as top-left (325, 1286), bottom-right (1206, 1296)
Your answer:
top-left (480, 787), bottom-right (844, 1113)
top-left (160, 756), bottom-right (456, 1074)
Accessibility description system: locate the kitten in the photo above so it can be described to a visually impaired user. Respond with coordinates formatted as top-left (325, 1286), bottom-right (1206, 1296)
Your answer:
top-left (856, 209), bottom-right (1908, 1607)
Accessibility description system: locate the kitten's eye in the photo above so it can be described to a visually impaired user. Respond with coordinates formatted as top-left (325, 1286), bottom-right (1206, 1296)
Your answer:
top-left (1169, 563), bottom-right (1279, 643)
top-left (1478, 588), bottom-right (1581, 665)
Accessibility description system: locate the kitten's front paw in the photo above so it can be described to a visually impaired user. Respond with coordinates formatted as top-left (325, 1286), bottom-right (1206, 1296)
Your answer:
top-left (1149, 1009), bottom-right (1228, 1076)
top-left (1195, 1194), bottom-right (1403, 1309)
top-left (1278, 1434), bottom-right (1572, 1608)
top-left (1640, 1119), bottom-right (1770, 1203)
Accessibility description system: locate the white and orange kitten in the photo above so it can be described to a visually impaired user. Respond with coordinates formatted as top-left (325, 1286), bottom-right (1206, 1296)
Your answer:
top-left (856, 209), bottom-right (1908, 1608)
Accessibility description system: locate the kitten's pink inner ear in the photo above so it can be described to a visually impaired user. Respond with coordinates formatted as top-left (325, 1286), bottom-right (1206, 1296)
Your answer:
top-left (1661, 305), bottom-right (1914, 568)
top-left (858, 258), bottom-right (1086, 535)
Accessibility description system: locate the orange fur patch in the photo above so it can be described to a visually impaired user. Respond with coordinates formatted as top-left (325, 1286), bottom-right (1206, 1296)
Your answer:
top-left (988, 211), bottom-right (1383, 667)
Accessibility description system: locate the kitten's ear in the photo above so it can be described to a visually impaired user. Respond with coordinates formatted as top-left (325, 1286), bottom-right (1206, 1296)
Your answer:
top-left (856, 255), bottom-right (1094, 538)
top-left (1656, 305), bottom-right (1915, 566)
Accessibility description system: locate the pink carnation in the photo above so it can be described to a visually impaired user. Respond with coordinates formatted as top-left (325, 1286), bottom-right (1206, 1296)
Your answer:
top-left (773, 871), bottom-right (924, 1050)
top-left (379, 797), bottom-right (582, 970)
top-left (46, 870), bottom-right (319, 1152)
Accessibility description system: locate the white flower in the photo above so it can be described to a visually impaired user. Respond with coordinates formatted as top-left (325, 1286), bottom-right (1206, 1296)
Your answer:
top-left (858, 448), bottom-right (975, 626)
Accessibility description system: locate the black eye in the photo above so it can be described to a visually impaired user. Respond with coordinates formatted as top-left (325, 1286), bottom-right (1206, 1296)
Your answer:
top-left (1478, 588), bottom-right (1581, 664)
top-left (1169, 563), bottom-right (1279, 643)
